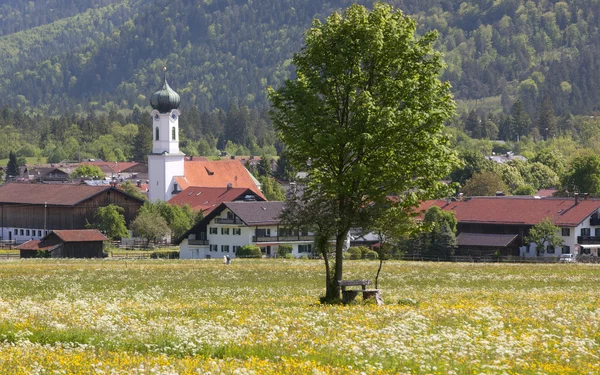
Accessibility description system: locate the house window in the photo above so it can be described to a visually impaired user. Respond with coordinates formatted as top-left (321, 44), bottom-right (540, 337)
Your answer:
top-left (155, 127), bottom-right (159, 140)
top-left (298, 244), bottom-right (312, 253)
top-left (547, 245), bottom-right (555, 254)
top-left (525, 244), bottom-right (530, 253)
top-left (221, 228), bottom-right (230, 235)
top-left (595, 228), bottom-right (600, 237)
top-left (38, 230), bottom-right (42, 237)
top-left (26, 230), bottom-right (30, 236)
top-left (233, 245), bottom-right (240, 253)
top-left (172, 126), bottom-right (176, 140)
top-left (581, 228), bottom-right (591, 236)
top-left (562, 246), bottom-right (571, 254)
top-left (561, 228), bottom-right (570, 236)
top-left (210, 245), bottom-right (218, 252)
top-left (209, 227), bottom-right (218, 235)
top-left (233, 228), bottom-right (241, 235)
top-left (19, 229), bottom-right (23, 235)
top-left (221, 245), bottom-right (230, 253)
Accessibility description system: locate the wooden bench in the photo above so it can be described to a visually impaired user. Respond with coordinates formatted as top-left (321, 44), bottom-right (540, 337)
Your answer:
top-left (337, 280), bottom-right (380, 304)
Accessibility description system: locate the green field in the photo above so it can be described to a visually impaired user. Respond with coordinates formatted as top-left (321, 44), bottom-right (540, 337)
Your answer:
top-left (0, 259), bottom-right (597, 374)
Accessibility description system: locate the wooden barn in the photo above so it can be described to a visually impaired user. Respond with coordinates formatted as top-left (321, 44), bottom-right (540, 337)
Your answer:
top-left (0, 183), bottom-right (144, 243)
top-left (17, 229), bottom-right (108, 258)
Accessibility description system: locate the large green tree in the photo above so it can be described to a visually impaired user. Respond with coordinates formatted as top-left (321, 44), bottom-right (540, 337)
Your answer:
top-left (71, 165), bottom-right (105, 179)
top-left (561, 154), bottom-right (600, 196)
top-left (269, 3), bottom-right (457, 301)
top-left (6, 151), bottom-right (19, 178)
top-left (525, 218), bottom-right (564, 256)
top-left (87, 204), bottom-right (129, 241)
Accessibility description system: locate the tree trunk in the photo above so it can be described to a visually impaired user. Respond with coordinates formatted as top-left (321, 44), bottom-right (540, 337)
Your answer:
top-left (375, 258), bottom-right (383, 289)
top-left (333, 230), bottom-right (348, 300)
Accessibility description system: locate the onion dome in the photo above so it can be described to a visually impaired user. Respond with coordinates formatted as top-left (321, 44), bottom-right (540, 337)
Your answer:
top-left (150, 71), bottom-right (180, 113)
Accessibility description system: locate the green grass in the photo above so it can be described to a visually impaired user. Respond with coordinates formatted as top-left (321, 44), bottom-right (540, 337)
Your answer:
top-left (0, 259), bottom-right (597, 374)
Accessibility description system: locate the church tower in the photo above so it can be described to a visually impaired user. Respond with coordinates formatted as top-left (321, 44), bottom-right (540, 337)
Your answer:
top-left (147, 69), bottom-right (185, 202)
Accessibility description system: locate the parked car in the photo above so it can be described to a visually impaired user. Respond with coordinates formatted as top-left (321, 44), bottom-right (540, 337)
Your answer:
top-left (559, 254), bottom-right (576, 263)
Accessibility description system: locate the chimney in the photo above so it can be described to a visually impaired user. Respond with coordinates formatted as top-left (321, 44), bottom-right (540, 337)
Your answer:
top-left (137, 180), bottom-right (141, 187)
top-left (227, 182), bottom-right (232, 190)
top-left (575, 192), bottom-right (579, 205)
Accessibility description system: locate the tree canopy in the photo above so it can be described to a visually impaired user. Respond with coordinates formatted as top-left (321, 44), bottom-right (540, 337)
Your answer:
top-left (88, 204), bottom-right (129, 241)
top-left (270, 3), bottom-right (457, 301)
top-left (71, 164), bottom-right (105, 179)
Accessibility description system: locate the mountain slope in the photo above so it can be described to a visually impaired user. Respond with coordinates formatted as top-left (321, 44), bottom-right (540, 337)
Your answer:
top-left (0, 0), bottom-right (600, 117)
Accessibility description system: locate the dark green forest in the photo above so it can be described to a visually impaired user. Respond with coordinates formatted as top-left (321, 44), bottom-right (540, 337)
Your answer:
top-left (4, 0), bottom-right (600, 194)
top-left (4, 0), bottom-right (600, 115)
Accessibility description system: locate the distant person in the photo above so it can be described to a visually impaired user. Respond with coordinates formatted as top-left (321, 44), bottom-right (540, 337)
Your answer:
top-left (226, 255), bottom-right (231, 264)
top-left (223, 255), bottom-right (227, 264)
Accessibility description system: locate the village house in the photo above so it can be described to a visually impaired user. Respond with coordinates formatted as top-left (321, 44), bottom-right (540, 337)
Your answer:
top-left (16, 229), bottom-right (108, 258)
top-left (420, 195), bottom-right (600, 257)
top-left (0, 183), bottom-right (144, 243)
top-left (178, 201), bottom-right (316, 259)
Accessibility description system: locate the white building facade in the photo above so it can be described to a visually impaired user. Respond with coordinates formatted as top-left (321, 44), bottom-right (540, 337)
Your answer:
top-left (147, 73), bottom-right (185, 202)
top-left (179, 202), bottom-right (315, 259)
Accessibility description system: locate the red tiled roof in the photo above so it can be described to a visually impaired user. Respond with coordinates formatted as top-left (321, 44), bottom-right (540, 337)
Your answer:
top-left (82, 161), bottom-right (139, 174)
top-left (51, 230), bottom-right (108, 242)
top-left (0, 183), bottom-right (110, 205)
top-left (168, 187), bottom-right (264, 214)
top-left (175, 160), bottom-right (265, 199)
top-left (419, 197), bottom-right (600, 227)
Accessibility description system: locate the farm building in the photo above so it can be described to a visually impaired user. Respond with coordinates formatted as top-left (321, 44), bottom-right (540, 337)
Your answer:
top-left (0, 183), bottom-right (144, 243)
top-left (419, 196), bottom-right (600, 257)
top-left (17, 229), bottom-right (108, 258)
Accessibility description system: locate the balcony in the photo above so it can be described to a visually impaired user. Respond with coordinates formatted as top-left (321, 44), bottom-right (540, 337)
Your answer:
top-left (215, 218), bottom-right (240, 224)
top-left (253, 235), bottom-right (315, 243)
top-left (577, 236), bottom-right (600, 244)
top-left (590, 218), bottom-right (600, 226)
top-left (188, 239), bottom-right (209, 246)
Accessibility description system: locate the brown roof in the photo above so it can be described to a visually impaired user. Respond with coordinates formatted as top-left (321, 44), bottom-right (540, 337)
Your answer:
top-left (82, 161), bottom-right (140, 174)
top-left (174, 160), bottom-right (265, 199)
top-left (419, 197), bottom-right (600, 227)
top-left (456, 233), bottom-right (519, 247)
top-left (168, 187), bottom-right (264, 214)
top-left (15, 240), bottom-right (56, 251)
top-left (51, 230), bottom-right (108, 242)
top-left (0, 183), bottom-right (112, 206)
top-left (225, 201), bottom-right (284, 226)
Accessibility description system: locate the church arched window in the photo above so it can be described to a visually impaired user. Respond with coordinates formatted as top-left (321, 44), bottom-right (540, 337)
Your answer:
top-left (155, 127), bottom-right (159, 140)
top-left (172, 126), bottom-right (176, 140)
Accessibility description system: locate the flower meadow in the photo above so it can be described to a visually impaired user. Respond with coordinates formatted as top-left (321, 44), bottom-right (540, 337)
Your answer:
top-left (0, 259), bottom-right (598, 374)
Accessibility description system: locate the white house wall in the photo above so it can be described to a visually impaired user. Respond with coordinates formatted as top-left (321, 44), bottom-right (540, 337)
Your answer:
top-left (1, 227), bottom-right (49, 243)
top-left (179, 209), bottom-right (315, 259)
top-left (520, 208), bottom-right (600, 257)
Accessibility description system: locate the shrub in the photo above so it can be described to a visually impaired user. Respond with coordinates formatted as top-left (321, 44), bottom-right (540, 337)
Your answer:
top-left (277, 244), bottom-right (292, 258)
top-left (283, 253), bottom-right (294, 259)
top-left (345, 247), bottom-right (363, 260)
top-left (364, 250), bottom-right (379, 260)
top-left (150, 250), bottom-right (179, 259)
top-left (236, 245), bottom-right (262, 258)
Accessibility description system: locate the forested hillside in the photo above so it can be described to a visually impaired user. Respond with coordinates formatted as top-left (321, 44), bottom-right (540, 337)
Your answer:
top-left (2, 0), bottom-right (600, 117)
top-left (5, 0), bottom-right (600, 196)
